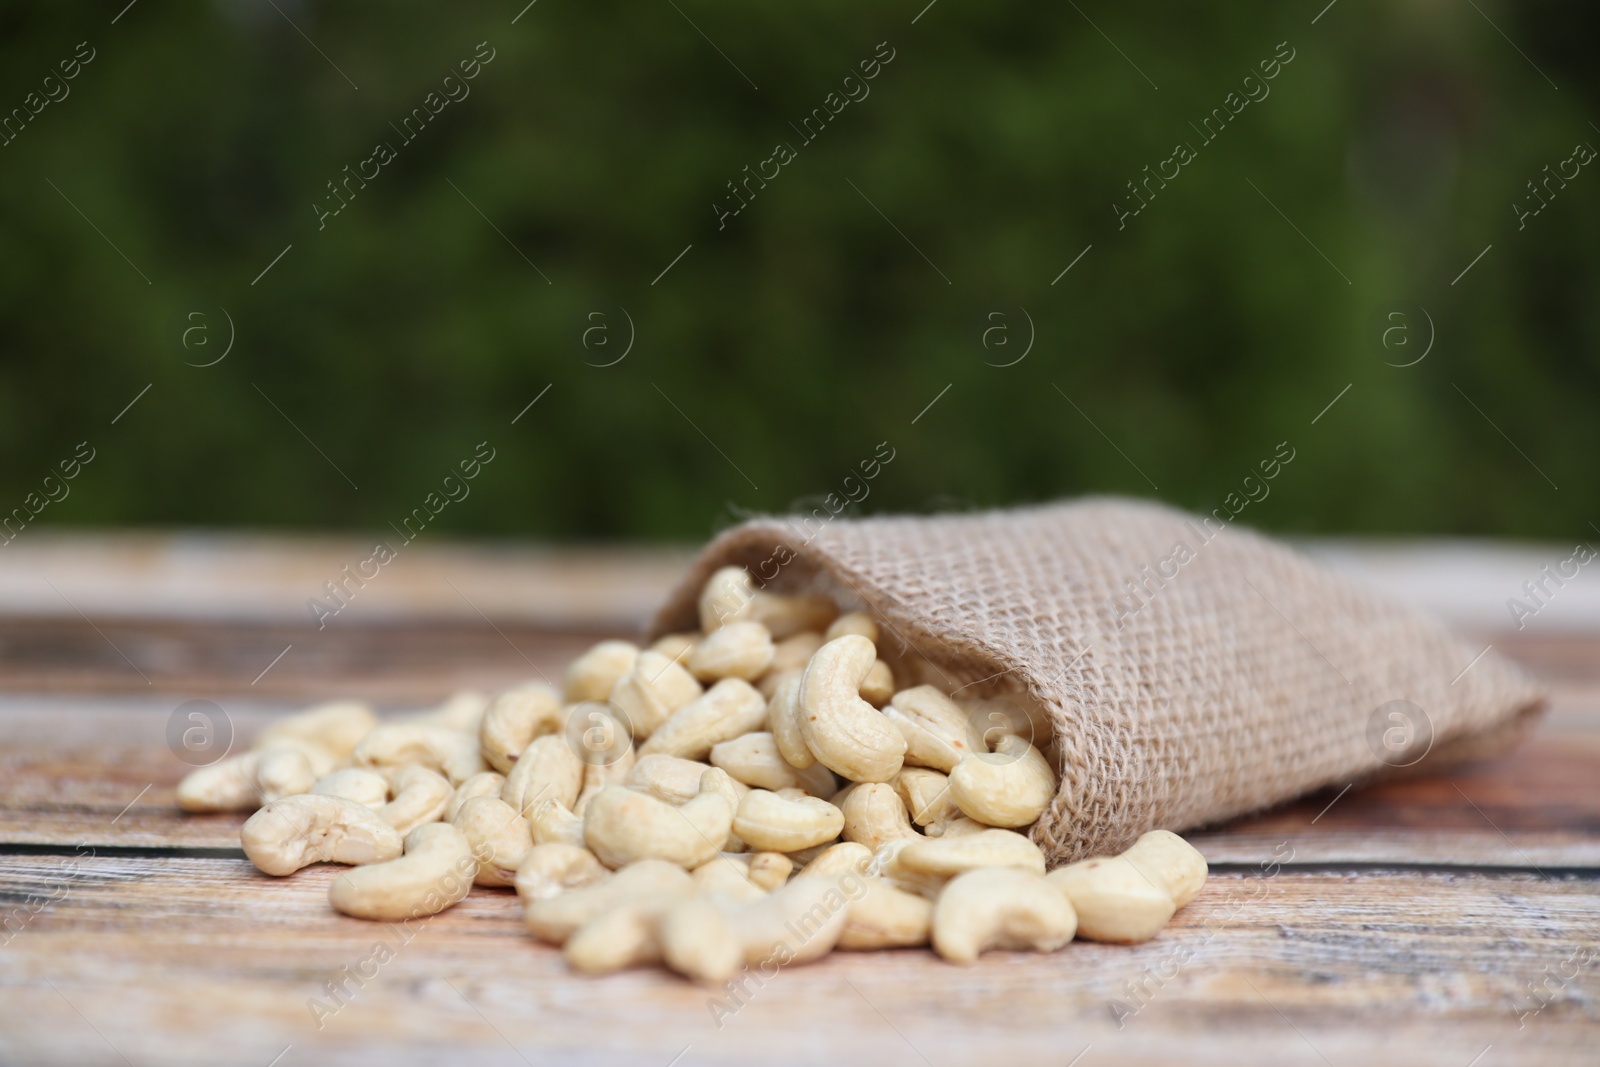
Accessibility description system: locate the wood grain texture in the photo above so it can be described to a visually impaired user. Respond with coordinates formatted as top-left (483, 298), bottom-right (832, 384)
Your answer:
top-left (1, 857), bottom-right (1595, 1067)
top-left (0, 540), bottom-right (1597, 1065)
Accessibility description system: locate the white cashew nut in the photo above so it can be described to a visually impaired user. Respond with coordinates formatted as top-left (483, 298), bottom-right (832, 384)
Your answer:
top-left (240, 794), bottom-right (403, 876)
top-left (582, 776), bottom-right (733, 869)
top-left (452, 795), bottom-right (533, 887)
top-left (376, 765), bottom-right (453, 834)
top-left (638, 678), bottom-right (767, 761)
top-left (354, 722), bottom-right (485, 785)
top-left (523, 859), bottom-right (693, 944)
top-left (947, 734), bottom-right (1056, 828)
top-left (329, 822), bottom-right (477, 921)
top-left (479, 684), bottom-right (562, 774)
top-left (798, 635), bottom-right (906, 783)
top-left (311, 767), bottom-right (390, 809)
top-left (931, 867), bottom-right (1077, 963)
top-left (733, 789), bottom-right (845, 853)
top-left (688, 621), bottom-right (775, 682)
top-left (839, 783), bottom-right (918, 851)
top-left (563, 640), bottom-right (640, 703)
top-left (607, 650), bottom-right (703, 739)
top-left (513, 842), bottom-right (609, 902)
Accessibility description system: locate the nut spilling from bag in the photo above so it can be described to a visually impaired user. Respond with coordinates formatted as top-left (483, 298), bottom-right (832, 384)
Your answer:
top-left (183, 565), bottom-right (1207, 977)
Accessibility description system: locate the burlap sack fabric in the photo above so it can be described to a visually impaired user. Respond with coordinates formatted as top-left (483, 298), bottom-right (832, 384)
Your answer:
top-left (652, 498), bottom-right (1545, 864)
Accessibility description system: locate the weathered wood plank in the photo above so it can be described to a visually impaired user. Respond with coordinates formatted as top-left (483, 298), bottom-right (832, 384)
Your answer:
top-left (1, 856), bottom-right (1594, 1066)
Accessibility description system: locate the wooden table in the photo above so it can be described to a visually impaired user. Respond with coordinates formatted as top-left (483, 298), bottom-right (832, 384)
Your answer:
top-left (1, 534), bottom-right (1596, 1066)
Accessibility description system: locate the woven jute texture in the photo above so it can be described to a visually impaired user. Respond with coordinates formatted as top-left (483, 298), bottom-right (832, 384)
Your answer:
top-left (651, 498), bottom-right (1545, 865)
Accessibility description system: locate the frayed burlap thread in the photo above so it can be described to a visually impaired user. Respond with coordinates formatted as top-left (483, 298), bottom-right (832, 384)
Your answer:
top-left (651, 498), bottom-right (1544, 865)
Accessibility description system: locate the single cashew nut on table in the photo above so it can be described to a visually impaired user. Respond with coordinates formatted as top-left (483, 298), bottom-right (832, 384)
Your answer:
top-left (733, 789), bottom-right (845, 853)
top-left (932, 867), bottom-right (1078, 963)
top-left (948, 734), bottom-right (1057, 828)
top-left (513, 842), bottom-right (609, 903)
top-left (241, 794), bottom-right (404, 876)
top-left (479, 683), bottom-right (562, 774)
top-left (583, 777), bottom-right (733, 869)
top-left (798, 635), bottom-right (907, 783)
top-left (1046, 855), bottom-right (1176, 944)
top-left (1122, 829), bottom-right (1208, 908)
top-left (329, 822), bottom-right (477, 921)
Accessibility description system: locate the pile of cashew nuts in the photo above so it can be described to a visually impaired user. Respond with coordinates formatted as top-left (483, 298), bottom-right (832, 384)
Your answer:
top-left (178, 566), bottom-right (1207, 979)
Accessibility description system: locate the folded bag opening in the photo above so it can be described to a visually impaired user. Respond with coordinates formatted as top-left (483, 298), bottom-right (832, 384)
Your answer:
top-left (651, 498), bottom-right (1545, 864)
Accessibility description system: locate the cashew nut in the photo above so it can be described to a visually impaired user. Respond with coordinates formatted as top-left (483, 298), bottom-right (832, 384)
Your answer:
top-left (710, 731), bottom-right (836, 795)
top-left (765, 672), bottom-right (814, 769)
top-left (796, 841), bottom-right (872, 880)
top-left (608, 650), bottom-right (703, 739)
top-left (410, 689), bottom-right (490, 734)
top-left (312, 767), bottom-right (390, 809)
top-left (931, 867), bottom-right (1077, 963)
top-left (892, 767), bottom-right (958, 827)
top-left (765, 632), bottom-right (825, 678)
top-left (524, 859), bottom-right (693, 944)
top-left (698, 566), bottom-right (837, 637)
top-left (529, 798), bottom-right (587, 848)
top-left (648, 632), bottom-right (699, 663)
top-left (374, 765), bottom-right (453, 835)
top-left (839, 878), bottom-right (933, 949)
top-left (241, 794), bottom-right (403, 876)
top-left (638, 678), bottom-right (767, 761)
top-left (1122, 829), bottom-right (1208, 908)
top-left (445, 771), bottom-right (506, 822)
top-left (565, 896), bottom-right (677, 974)
top-left (479, 684), bottom-right (562, 773)
top-left (625, 754), bottom-right (722, 806)
top-left (839, 783), bottom-right (918, 851)
top-left (947, 734), bottom-right (1056, 828)
top-left (501, 734), bottom-right (583, 818)
top-left (660, 874), bottom-right (854, 983)
top-left (825, 612), bottom-right (879, 644)
top-left (859, 659), bottom-right (895, 708)
top-left (254, 743), bottom-right (334, 803)
top-left (354, 722), bottom-right (485, 785)
top-left (691, 855), bottom-right (773, 902)
top-left (688, 621), bottom-right (775, 682)
top-left (895, 828), bottom-right (1046, 878)
top-left (798, 636), bottom-right (906, 783)
top-left (583, 777), bottom-right (733, 869)
top-left (884, 686), bottom-right (986, 773)
top-left (513, 842), bottom-right (609, 902)
top-left (1045, 855), bottom-right (1175, 944)
top-left (563, 640), bottom-right (640, 703)
top-left (452, 795), bottom-right (533, 887)
top-left (329, 823), bottom-right (477, 921)
top-left (255, 700), bottom-right (378, 760)
top-left (733, 789), bottom-right (845, 853)
top-left (177, 752), bottom-right (263, 812)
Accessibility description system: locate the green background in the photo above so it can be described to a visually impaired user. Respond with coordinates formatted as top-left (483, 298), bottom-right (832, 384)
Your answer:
top-left (1, 1), bottom-right (1595, 542)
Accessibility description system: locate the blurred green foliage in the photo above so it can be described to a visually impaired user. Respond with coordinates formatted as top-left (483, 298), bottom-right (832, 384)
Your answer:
top-left (0, 1), bottom-right (1595, 542)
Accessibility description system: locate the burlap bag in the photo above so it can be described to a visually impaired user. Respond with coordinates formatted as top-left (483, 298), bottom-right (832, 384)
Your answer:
top-left (651, 498), bottom-right (1545, 865)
